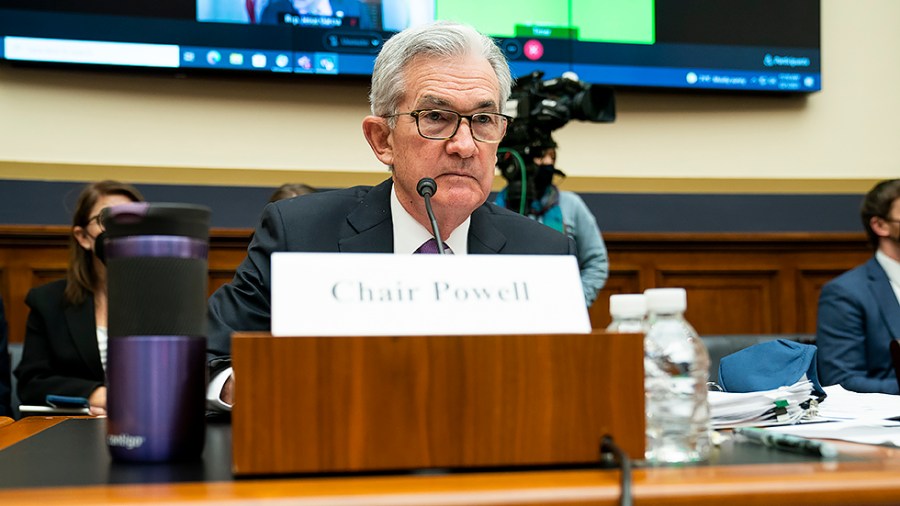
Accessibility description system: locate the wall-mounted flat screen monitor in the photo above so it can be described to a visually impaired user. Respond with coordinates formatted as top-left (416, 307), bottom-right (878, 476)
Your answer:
top-left (0, 0), bottom-right (821, 93)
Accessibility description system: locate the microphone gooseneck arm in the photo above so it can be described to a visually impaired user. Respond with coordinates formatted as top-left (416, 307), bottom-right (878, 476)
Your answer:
top-left (416, 178), bottom-right (445, 255)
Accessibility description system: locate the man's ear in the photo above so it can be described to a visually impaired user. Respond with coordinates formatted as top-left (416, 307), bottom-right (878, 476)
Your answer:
top-left (871, 216), bottom-right (892, 239)
top-left (362, 116), bottom-right (394, 166)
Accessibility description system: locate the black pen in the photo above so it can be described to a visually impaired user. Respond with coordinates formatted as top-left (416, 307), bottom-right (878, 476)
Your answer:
top-left (734, 427), bottom-right (838, 458)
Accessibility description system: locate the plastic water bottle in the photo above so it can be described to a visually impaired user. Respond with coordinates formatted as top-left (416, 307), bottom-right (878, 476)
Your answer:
top-left (642, 288), bottom-right (711, 464)
top-left (606, 294), bottom-right (648, 333)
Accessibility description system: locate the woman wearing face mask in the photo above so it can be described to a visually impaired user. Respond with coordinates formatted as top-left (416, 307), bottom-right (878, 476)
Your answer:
top-left (15, 180), bottom-right (144, 416)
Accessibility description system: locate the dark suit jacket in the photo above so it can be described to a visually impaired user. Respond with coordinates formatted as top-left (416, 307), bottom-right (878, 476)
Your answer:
top-left (207, 178), bottom-right (576, 364)
top-left (816, 257), bottom-right (900, 394)
top-left (14, 279), bottom-right (105, 405)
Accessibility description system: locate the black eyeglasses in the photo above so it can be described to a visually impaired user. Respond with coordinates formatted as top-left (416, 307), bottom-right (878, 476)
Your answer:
top-left (86, 213), bottom-right (105, 232)
top-left (383, 109), bottom-right (511, 143)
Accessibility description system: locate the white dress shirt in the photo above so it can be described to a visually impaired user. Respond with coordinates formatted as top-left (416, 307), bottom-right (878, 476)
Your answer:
top-left (876, 250), bottom-right (900, 306)
top-left (389, 184), bottom-right (469, 255)
top-left (96, 326), bottom-right (108, 372)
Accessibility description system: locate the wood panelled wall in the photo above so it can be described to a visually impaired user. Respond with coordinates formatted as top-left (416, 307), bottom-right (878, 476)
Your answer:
top-left (589, 233), bottom-right (871, 335)
top-left (0, 226), bottom-right (871, 343)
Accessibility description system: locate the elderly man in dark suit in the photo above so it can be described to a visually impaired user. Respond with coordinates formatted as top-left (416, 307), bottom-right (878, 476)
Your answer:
top-left (817, 179), bottom-right (900, 394)
top-left (206, 21), bottom-right (575, 408)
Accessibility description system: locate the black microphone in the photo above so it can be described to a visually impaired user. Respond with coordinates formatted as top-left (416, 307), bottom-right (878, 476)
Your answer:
top-left (416, 178), bottom-right (445, 254)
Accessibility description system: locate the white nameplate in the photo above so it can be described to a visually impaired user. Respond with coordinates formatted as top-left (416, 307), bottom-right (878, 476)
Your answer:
top-left (271, 252), bottom-right (590, 336)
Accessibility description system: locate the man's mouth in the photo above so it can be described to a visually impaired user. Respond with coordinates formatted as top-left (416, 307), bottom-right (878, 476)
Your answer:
top-left (438, 171), bottom-right (475, 179)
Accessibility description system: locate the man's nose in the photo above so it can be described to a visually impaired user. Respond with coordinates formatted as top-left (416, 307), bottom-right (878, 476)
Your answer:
top-left (446, 118), bottom-right (477, 156)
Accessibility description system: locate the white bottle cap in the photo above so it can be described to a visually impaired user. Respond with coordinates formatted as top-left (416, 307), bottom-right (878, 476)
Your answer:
top-left (644, 287), bottom-right (687, 313)
top-left (609, 294), bottom-right (647, 319)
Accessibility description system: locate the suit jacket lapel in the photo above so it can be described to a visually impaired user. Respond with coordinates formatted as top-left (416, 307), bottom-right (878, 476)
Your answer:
top-left (339, 179), bottom-right (394, 253)
top-left (867, 257), bottom-right (900, 341)
top-left (337, 184), bottom-right (509, 254)
top-left (468, 204), bottom-right (507, 254)
top-left (64, 297), bottom-right (104, 379)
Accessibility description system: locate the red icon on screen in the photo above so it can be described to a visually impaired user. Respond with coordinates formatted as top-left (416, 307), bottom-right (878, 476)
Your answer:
top-left (523, 40), bottom-right (544, 61)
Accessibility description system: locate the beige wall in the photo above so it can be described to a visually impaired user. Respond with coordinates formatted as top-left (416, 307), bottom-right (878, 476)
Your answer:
top-left (0, 0), bottom-right (896, 192)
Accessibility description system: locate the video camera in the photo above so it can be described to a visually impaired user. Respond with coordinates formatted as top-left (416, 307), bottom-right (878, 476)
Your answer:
top-left (497, 71), bottom-right (615, 214)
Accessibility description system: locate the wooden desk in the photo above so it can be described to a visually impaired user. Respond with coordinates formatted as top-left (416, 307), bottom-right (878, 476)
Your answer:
top-left (0, 416), bottom-right (68, 451)
top-left (232, 331), bottom-right (646, 475)
top-left (0, 417), bottom-right (899, 505)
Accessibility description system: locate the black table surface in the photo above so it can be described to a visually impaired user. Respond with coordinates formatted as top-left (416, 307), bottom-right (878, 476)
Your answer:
top-left (0, 417), bottom-right (858, 489)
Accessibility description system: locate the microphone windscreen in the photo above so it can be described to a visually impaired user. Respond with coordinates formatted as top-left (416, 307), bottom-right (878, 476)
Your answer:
top-left (416, 177), bottom-right (437, 197)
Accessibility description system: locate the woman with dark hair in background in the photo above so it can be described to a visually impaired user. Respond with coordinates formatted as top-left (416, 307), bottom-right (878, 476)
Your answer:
top-left (14, 181), bottom-right (144, 416)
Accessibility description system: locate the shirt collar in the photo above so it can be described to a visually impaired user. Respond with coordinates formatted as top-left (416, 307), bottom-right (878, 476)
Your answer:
top-left (390, 184), bottom-right (469, 254)
top-left (876, 249), bottom-right (900, 287)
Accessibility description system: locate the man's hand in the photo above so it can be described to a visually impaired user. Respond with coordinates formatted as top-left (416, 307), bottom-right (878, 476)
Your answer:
top-left (88, 386), bottom-right (107, 416)
top-left (220, 374), bottom-right (234, 406)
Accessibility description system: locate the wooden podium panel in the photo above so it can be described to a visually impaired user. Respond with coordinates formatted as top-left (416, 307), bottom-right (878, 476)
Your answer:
top-left (231, 331), bottom-right (645, 475)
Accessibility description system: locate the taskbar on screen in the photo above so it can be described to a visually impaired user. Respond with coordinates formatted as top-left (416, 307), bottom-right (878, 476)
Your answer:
top-left (1, 35), bottom-right (821, 92)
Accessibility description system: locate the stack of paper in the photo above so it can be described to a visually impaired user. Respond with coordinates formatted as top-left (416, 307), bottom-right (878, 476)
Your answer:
top-left (817, 385), bottom-right (900, 421)
top-left (755, 386), bottom-right (900, 447)
top-left (768, 419), bottom-right (900, 446)
top-left (708, 380), bottom-right (814, 429)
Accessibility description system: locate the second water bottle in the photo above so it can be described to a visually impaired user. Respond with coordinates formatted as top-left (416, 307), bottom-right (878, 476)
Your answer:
top-left (642, 288), bottom-right (711, 464)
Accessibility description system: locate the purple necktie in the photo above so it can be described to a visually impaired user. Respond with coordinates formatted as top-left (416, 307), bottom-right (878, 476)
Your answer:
top-left (414, 238), bottom-right (453, 254)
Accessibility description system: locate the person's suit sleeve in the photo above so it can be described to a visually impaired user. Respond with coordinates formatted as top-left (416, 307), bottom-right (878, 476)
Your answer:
top-left (566, 192), bottom-right (608, 307)
top-left (816, 280), bottom-right (899, 394)
top-left (207, 202), bottom-right (288, 367)
top-left (14, 289), bottom-right (104, 405)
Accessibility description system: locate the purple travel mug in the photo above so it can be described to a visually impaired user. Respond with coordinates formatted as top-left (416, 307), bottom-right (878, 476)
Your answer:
top-left (103, 203), bottom-right (210, 462)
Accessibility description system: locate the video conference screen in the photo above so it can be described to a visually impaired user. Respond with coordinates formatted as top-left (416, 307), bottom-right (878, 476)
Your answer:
top-left (0, 0), bottom-right (821, 93)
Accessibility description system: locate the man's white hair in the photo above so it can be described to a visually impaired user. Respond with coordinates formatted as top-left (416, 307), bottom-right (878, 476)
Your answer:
top-left (368, 21), bottom-right (512, 125)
